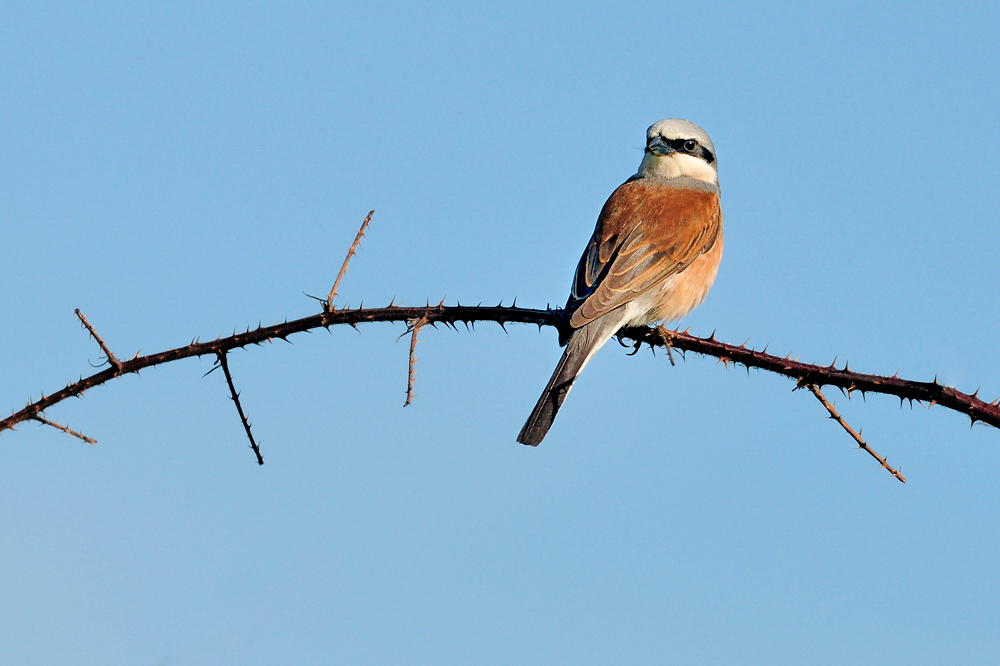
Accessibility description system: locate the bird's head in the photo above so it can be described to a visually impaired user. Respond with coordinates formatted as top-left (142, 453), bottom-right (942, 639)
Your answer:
top-left (637, 118), bottom-right (718, 185)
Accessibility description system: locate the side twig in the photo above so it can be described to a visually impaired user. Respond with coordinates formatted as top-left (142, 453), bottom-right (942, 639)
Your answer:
top-left (656, 325), bottom-right (677, 366)
top-left (33, 414), bottom-right (96, 445)
top-left (326, 210), bottom-right (374, 312)
top-left (217, 351), bottom-right (264, 465)
top-left (75, 309), bottom-right (123, 371)
top-left (808, 384), bottom-right (906, 483)
top-left (404, 314), bottom-right (429, 407)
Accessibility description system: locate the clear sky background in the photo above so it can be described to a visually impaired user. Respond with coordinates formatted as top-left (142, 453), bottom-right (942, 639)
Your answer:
top-left (2, 2), bottom-right (999, 663)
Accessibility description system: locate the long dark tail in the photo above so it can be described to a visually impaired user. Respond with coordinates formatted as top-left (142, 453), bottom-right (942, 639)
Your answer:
top-left (517, 320), bottom-right (615, 446)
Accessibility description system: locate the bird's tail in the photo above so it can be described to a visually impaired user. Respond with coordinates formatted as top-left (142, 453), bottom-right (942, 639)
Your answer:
top-left (517, 319), bottom-right (617, 446)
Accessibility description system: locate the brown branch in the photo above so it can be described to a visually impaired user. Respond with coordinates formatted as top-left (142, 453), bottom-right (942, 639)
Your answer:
top-left (641, 324), bottom-right (1000, 428)
top-left (33, 414), bottom-right (96, 445)
top-left (325, 210), bottom-right (374, 312)
top-left (807, 384), bottom-right (906, 483)
top-left (404, 314), bottom-right (429, 406)
top-left (216, 351), bottom-right (264, 465)
top-left (8, 210), bottom-right (986, 480)
top-left (4, 305), bottom-right (1000, 475)
top-left (75, 309), bottom-right (122, 371)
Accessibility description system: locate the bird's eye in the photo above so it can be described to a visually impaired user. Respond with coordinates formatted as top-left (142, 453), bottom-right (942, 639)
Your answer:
top-left (683, 139), bottom-right (698, 152)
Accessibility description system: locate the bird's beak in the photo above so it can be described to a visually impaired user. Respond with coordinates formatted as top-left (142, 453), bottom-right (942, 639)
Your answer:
top-left (645, 136), bottom-right (675, 156)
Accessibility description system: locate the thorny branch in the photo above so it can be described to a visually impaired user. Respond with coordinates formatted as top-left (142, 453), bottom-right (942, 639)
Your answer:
top-left (4, 304), bottom-right (1000, 473)
top-left (216, 352), bottom-right (264, 466)
top-left (4, 214), bottom-right (1000, 479)
top-left (807, 384), bottom-right (906, 483)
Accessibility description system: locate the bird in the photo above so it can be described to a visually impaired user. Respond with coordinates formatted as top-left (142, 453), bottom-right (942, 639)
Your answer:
top-left (517, 118), bottom-right (723, 447)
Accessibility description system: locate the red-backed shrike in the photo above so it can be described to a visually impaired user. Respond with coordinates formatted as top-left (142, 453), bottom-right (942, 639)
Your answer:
top-left (518, 118), bottom-right (723, 446)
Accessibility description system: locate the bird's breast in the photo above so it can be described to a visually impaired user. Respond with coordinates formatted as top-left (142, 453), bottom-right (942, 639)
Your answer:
top-left (625, 227), bottom-right (724, 326)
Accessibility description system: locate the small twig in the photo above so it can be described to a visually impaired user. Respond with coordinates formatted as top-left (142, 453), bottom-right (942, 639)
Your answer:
top-left (808, 384), bottom-right (905, 483)
top-left (33, 414), bottom-right (96, 444)
top-left (656, 326), bottom-right (677, 366)
top-left (75, 309), bottom-right (122, 371)
top-left (404, 314), bottom-right (428, 407)
top-left (217, 352), bottom-right (264, 465)
top-left (326, 210), bottom-right (374, 312)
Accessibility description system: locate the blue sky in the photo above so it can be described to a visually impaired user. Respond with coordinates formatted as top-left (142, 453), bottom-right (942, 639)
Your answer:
top-left (2, 2), bottom-right (999, 663)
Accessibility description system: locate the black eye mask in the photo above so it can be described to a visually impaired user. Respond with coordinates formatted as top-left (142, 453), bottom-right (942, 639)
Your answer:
top-left (649, 137), bottom-right (716, 164)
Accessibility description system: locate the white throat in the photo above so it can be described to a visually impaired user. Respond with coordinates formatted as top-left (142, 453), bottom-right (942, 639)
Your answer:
top-left (637, 153), bottom-right (718, 185)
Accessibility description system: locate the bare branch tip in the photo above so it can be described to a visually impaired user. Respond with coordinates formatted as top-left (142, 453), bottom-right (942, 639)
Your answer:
top-left (404, 314), bottom-right (428, 407)
top-left (75, 309), bottom-right (123, 371)
top-left (216, 352), bottom-right (264, 465)
top-left (808, 384), bottom-right (904, 482)
top-left (34, 414), bottom-right (96, 445)
top-left (326, 210), bottom-right (375, 311)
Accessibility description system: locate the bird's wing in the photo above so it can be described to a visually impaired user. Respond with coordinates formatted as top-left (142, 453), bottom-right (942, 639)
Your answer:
top-left (567, 179), bottom-right (721, 329)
